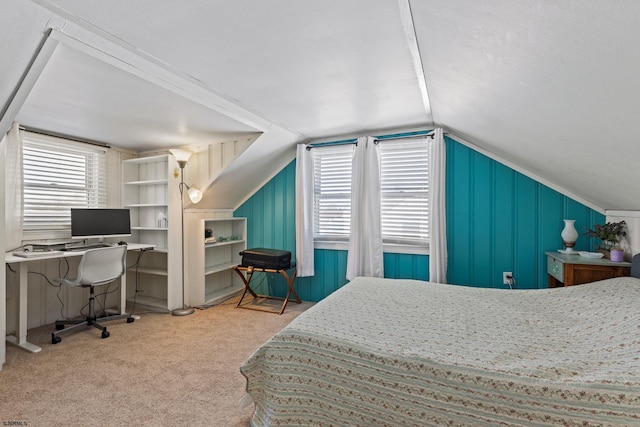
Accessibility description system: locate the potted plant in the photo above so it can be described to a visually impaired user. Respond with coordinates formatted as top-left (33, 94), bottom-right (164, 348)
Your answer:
top-left (583, 220), bottom-right (627, 261)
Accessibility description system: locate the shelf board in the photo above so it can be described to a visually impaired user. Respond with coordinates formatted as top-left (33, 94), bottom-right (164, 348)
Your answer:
top-left (205, 261), bottom-right (239, 275)
top-left (128, 266), bottom-right (168, 276)
top-left (124, 179), bottom-right (168, 186)
top-left (205, 239), bottom-right (245, 248)
top-left (204, 284), bottom-right (244, 307)
top-left (127, 295), bottom-right (170, 312)
top-left (124, 155), bottom-right (168, 164)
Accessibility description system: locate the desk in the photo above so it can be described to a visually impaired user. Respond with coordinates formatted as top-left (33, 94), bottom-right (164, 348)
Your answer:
top-left (3, 243), bottom-right (153, 356)
top-left (233, 265), bottom-right (300, 314)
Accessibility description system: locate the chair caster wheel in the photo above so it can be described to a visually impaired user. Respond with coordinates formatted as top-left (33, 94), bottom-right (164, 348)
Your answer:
top-left (56, 324), bottom-right (65, 330)
top-left (52, 334), bottom-right (61, 344)
top-left (101, 330), bottom-right (110, 339)
top-left (126, 317), bottom-right (135, 323)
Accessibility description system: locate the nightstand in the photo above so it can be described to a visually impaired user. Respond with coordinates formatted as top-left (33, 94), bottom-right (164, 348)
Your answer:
top-left (545, 251), bottom-right (631, 287)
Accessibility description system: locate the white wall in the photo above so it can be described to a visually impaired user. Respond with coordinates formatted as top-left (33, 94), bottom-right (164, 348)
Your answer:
top-left (606, 211), bottom-right (640, 261)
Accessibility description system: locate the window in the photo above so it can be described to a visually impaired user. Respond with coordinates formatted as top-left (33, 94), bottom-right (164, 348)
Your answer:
top-left (22, 132), bottom-right (107, 238)
top-left (379, 139), bottom-right (429, 246)
top-left (313, 144), bottom-right (354, 241)
top-left (313, 137), bottom-right (430, 249)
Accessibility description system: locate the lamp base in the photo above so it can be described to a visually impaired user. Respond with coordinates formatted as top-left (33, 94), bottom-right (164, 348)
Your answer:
top-left (171, 307), bottom-right (195, 316)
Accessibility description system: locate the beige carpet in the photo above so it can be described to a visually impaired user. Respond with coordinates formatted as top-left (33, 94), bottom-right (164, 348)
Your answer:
top-left (0, 295), bottom-right (313, 427)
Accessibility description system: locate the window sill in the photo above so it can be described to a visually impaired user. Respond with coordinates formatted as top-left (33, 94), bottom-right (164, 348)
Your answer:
top-left (315, 240), bottom-right (348, 251)
top-left (384, 243), bottom-right (429, 255)
top-left (314, 240), bottom-right (429, 255)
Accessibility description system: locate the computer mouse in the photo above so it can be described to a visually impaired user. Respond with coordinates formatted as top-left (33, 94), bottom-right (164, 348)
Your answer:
top-left (118, 241), bottom-right (127, 246)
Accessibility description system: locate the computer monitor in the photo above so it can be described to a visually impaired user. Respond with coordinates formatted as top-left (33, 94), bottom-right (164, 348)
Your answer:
top-left (70, 208), bottom-right (131, 241)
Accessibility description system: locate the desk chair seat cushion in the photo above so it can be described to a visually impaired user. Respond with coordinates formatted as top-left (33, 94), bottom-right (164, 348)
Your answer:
top-left (54, 245), bottom-right (127, 288)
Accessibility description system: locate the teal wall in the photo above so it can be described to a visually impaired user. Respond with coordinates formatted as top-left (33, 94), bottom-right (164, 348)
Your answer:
top-left (446, 139), bottom-right (603, 289)
top-left (235, 136), bottom-right (604, 301)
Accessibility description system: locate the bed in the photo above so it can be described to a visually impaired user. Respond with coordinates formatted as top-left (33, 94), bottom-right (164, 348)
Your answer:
top-left (240, 261), bottom-right (640, 426)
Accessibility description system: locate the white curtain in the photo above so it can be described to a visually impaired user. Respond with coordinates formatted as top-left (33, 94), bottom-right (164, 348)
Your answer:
top-left (295, 144), bottom-right (315, 277)
top-left (346, 137), bottom-right (383, 281)
top-left (3, 122), bottom-right (23, 251)
top-left (429, 128), bottom-right (447, 283)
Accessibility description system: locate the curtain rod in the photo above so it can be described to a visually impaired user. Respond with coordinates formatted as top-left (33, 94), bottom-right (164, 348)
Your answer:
top-left (305, 130), bottom-right (446, 150)
top-left (19, 126), bottom-right (111, 149)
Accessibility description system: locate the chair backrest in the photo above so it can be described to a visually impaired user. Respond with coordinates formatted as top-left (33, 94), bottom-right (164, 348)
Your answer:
top-left (75, 245), bottom-right (127, 286)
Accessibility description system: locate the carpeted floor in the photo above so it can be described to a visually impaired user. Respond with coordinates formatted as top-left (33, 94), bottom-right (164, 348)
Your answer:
top-left (0, 295), bottom-right (313, 426)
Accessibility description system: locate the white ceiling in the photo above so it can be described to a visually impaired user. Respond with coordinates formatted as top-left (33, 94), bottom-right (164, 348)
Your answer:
top-left (17, 44), bottom-right (261, 150)
top-left (3, 0), bottom-right (640, 211)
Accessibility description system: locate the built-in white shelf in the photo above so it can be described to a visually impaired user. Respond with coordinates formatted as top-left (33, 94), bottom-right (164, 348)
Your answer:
top-left (122, 154), bottom-right (182, 311)
top-left (186, 211), bottom-right (246, 307)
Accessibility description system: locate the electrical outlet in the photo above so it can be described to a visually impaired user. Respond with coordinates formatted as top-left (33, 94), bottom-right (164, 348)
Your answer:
top-left (503, 271), bottom-right (513, 285)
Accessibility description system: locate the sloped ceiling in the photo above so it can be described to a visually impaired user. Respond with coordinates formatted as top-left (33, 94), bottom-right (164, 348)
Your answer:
top-left (2, 0), bottom-right (640, 211)
top-left (17, 43), bottom-right (261, 150)
top-left (412, 1), bottom-right (640, 213)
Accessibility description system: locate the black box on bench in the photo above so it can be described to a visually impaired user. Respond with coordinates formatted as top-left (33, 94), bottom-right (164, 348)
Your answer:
top-left (240, 248), bottom-right (292, 270)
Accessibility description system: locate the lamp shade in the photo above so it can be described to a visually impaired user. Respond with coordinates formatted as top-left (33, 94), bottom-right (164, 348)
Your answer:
top-left (561, 219), bottom-right (578, 252)
top-left (187, 186), bottom-right (203, 204)
top-left (169, 148), bottom-right (193, 165)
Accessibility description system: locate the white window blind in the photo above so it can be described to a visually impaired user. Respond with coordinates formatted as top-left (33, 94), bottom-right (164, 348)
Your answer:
top-left (22, 132), bottom-right (107, 234)
top-left (313, 136), bottom-right (430, 248)
top-left (378, 138), bottom-right (429, 246)
top-left (313, 144), bottom-right (354, 241)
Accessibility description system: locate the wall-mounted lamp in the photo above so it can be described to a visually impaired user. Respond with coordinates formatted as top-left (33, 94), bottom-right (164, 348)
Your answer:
top-left (169, 148), bottom-right (202, 316)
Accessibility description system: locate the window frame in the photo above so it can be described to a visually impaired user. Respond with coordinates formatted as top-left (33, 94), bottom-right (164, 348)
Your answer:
top-left (312, 136), bottom-right (430, 255)
top-left (313, 143), bottom-right (354, 244)
top-left (21, 131), bottom-right (108, 242)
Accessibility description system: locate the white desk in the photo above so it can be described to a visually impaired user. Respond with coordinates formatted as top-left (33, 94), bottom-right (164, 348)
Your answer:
top-left (3, 243), bottom-right (154, 355)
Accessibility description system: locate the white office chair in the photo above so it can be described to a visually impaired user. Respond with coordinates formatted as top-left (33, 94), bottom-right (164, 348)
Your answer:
top-left (51, 245), bottom-right (133, 344)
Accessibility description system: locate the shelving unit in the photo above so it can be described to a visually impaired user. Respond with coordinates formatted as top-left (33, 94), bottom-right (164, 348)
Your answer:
top-left (186, 210), bottom-right (247, 307)
top-left (122, 155), bottom-right (182, 311)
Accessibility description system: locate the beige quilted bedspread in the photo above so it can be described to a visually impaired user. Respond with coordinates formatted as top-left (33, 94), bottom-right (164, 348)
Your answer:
top-left (241, 277), bottom-right (640, 426)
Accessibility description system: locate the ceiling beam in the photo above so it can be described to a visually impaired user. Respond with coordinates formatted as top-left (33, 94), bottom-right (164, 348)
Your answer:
top-left (398, 0), bottom-right (433, 124)
top-left (0, 29), bottom-right (58, 138)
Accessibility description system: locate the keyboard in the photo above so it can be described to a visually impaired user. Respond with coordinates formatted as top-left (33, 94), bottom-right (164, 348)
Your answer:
top-left (13, 250), bottom-right (64, 258)
top-left (65, 243), bottom-right (113, 251)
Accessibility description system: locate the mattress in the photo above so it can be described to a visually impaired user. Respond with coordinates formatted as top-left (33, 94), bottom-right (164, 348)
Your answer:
top-left (240, 276), bottom-right (640, 426)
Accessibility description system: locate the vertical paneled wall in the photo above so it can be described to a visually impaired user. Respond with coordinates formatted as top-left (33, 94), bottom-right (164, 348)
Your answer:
top-left (446, 138), bottom-right (604, 289)
top-left (233, 163), bottom-right (298, 299)
top-left (235, 136), bottom-right (605, 302)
